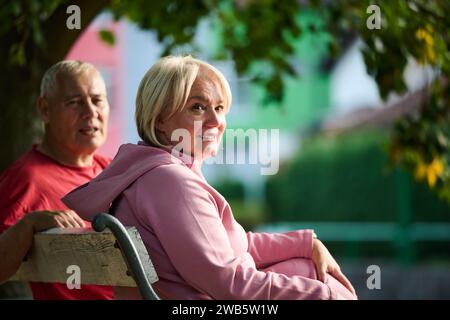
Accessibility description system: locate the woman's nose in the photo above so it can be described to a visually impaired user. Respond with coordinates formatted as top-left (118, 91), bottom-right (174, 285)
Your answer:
top-left (204, 109), bottom-right (223, 127)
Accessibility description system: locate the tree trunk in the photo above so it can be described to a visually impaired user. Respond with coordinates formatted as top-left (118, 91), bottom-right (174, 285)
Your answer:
top-left (0, 46), bottom-right (47, 172)
top-left (0, 0), bottom-right (109, 172)
top-left (0, 1), bottom-right (108, 297)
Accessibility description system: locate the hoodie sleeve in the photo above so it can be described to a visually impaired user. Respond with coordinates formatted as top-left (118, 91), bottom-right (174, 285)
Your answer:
top-left (136, 165), bottom-right (335, 300)
top-left (246, 230), bottom-right (314, 269)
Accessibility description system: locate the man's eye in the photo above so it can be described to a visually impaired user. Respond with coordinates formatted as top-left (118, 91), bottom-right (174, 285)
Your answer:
top-left (67, 100), bottom-right (80, 105)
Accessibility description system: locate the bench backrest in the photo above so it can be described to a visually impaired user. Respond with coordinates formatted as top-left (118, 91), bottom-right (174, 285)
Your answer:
top-left (11, 227), bottom-right (158, 287)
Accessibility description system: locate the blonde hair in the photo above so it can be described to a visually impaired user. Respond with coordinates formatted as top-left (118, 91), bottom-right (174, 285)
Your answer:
top-left (135, 55), bottom-right (232, 147)
top-left (40, 60), bottom-right (99, 98)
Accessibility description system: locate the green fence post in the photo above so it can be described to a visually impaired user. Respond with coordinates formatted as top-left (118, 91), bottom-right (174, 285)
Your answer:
top-left (394, 169), bottom-right (415, 265)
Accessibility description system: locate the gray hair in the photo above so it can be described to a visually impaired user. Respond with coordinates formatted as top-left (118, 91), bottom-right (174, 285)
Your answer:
top-left (40, 60), bottom-right (98, 97)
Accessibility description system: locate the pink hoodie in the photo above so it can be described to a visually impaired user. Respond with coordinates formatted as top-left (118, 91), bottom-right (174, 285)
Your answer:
top-left (62, 142), bottom-right (355, 300)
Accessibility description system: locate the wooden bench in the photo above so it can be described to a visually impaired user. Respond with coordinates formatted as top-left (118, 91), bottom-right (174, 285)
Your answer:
top-left (10, 213), bottom-right (160, 300)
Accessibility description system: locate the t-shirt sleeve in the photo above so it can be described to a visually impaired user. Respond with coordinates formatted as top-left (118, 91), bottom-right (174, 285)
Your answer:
top-left (0, 188), bottom-right (29, 234)
top-left (136, 165), bottom-right (333, 300)
top-left (246, 230), bottom-right (314, 269)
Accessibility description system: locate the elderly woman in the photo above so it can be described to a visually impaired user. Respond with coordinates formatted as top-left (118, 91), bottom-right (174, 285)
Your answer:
top-left (63, 56), bottom-right (356, 300)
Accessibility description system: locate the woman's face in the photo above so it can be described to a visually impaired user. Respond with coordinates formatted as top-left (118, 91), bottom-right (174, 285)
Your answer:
top-left (157, 69), bottom-right (227, 161)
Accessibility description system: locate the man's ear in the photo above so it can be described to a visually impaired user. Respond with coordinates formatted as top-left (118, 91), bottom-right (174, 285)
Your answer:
top-left (37, 97), bottom-right (50, 124)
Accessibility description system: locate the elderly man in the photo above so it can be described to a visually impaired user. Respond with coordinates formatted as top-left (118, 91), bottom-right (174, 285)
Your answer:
top-left (0, 60), bottom-right (114, 299)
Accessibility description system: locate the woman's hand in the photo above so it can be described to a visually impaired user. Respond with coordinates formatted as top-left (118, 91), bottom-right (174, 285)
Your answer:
top-left (311, 238), bottom-right (356, 297)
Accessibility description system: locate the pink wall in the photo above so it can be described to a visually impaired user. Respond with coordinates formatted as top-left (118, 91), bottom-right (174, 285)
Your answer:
top-left (66, 20), bottom-right (126, 159)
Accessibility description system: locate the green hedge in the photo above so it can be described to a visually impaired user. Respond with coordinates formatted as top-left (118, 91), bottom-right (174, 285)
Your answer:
top-left (265, 129), bottom-right (450, 222)
top-left (212, 180), bottom-right (268, 229)
top-left (213, 180), bottom-right (245, 201)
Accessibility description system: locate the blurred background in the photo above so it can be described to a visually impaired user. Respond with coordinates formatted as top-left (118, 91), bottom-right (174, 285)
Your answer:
top-left (1, 0), bottom-right (449, 299)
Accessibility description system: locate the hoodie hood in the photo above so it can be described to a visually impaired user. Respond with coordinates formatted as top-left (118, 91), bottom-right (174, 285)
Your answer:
top-left (62, 142), bottom-right (192, 221)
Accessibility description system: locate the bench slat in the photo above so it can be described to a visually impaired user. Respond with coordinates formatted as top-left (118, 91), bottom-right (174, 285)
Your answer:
top-left (11, 227), bottom-right (158, 287)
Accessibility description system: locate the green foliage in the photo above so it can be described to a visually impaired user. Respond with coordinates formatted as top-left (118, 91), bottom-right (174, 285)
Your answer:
top-left (108, 0), bottom-right (210, 55)
top-left (1, 0), bottom-right (61, 66)
top-left (98, 29), bottom-right (115, 46)
top-left (316, 0), bottom-right (450, 204)
top-left (212, 180), bottom-right (267, 229)
top-left (4, 1), bottom-right (449, 105)
top-left (212, 179), bottom-right (245, 201)
top-left (319, 1), bottom-right (450, 93)
top-left (215, 0), bottom-right (301, 103)
top-left (390, 81), bottom-right (450, 204)
top-left (227, 200), bottom-right (267, 231)
top-left (265, 130), bottom-right (450, 222)
top-left (2, 0), bottom-right (450, 204)
top-left (109, 0), bottom-right (450, 203)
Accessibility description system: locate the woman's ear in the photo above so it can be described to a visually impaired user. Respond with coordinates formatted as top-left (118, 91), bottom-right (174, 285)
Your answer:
top-left (155, 117), bottom-right (165, 133)
top-left (37, 97), bottom-right (50, 124)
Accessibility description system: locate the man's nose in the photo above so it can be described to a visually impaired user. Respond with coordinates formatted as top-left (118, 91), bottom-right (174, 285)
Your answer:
top-left (81, 99), bottom-right (97, 118)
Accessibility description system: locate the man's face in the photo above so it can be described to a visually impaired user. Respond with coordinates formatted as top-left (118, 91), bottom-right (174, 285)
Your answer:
top-left (40, 68), bottom-right (110, 156)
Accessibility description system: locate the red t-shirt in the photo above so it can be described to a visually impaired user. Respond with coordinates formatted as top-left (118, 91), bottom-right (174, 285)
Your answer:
top-left (0, 145), bottom-right (114, 300)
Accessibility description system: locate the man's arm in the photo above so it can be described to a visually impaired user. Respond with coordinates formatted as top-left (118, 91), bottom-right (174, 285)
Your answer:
top-left (0, 210), bottom-right (86, 283)
top-left (0, 215), bottom-right (38, 283)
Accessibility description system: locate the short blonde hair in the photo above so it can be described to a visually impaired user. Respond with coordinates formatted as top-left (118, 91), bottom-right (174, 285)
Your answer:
top-left (40, 60), bottom-right (99, 98)
top-left (135, 55), bottom-right (232, 147)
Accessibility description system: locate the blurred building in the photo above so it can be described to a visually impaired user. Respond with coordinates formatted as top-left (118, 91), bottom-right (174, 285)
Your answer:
top-left (323, 38), bottom-right (436, 133)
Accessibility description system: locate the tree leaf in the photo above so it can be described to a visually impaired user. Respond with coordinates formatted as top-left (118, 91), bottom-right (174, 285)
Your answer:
top-left (98, 29), bottom-right (115, 46)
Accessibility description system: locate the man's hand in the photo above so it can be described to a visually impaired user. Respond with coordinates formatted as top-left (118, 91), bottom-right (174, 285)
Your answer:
top-left (0, 210), bottom-right (86, 283)
top-left (22, 210), bottom-right (86, 233)
top-left (311, 238), bottom-right (357, 297)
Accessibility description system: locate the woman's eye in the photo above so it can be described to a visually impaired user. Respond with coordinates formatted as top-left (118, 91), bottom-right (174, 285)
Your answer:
top-left (191, 104), bottom-right (205, 112)
top-left (215, 105), bottom-right (225, 112)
